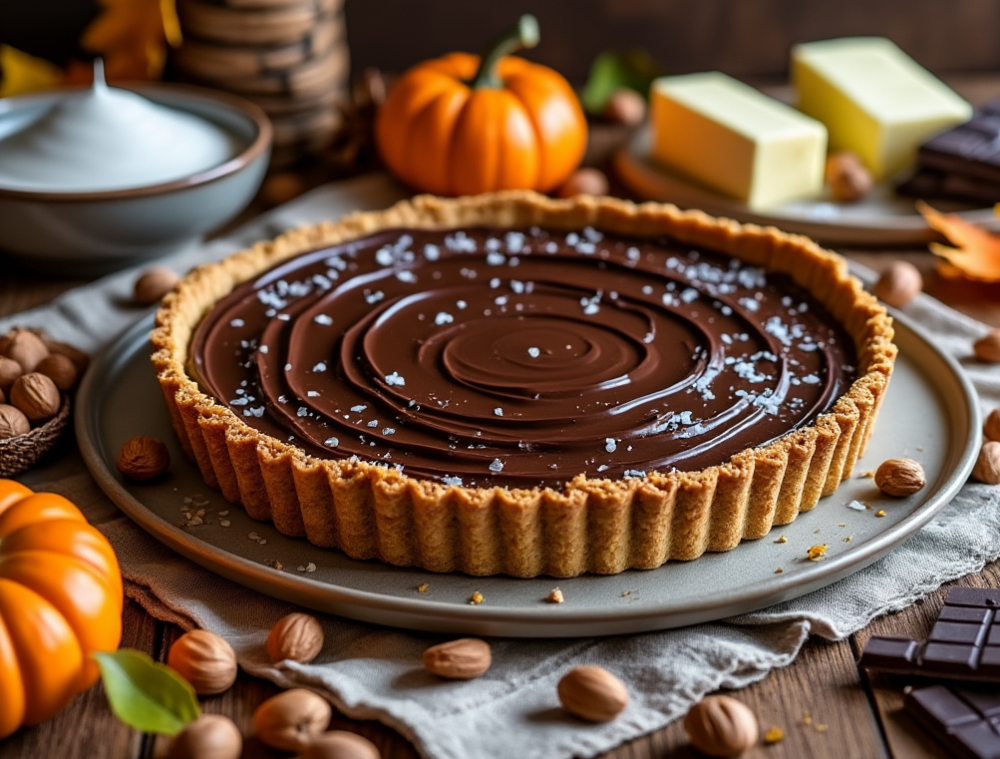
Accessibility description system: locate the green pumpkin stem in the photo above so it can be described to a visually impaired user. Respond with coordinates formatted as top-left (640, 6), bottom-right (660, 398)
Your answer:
top-left (470, 14), bottom-right (539, 89)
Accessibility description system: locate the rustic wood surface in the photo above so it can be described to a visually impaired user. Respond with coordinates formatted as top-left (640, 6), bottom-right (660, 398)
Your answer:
top-left (3, 76), bottom-right (1000, 759)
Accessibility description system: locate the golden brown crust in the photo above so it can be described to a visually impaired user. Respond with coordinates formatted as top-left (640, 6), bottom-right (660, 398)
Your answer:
top-left (151, 191), bottom-right (896, 577)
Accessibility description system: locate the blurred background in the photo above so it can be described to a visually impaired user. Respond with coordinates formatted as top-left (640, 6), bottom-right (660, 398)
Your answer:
top-left (4, 0), bottom-right (1000, 83)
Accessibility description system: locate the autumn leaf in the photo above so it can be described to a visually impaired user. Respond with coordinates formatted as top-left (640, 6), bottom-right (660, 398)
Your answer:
top-left (0, 45), bottom-right (63, 97)
top-left (917, 200), bottom-right (1000, 283)
top-left (81, 0), bottom-right (181, 82)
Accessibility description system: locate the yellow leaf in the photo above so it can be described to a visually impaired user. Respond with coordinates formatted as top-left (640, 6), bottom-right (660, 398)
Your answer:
top-left (918, 201), bottom-right (1000, 283)
top-left (81, 0), bottom-right (180, 81)
top-left (0, 46), bottom-right (63, 97)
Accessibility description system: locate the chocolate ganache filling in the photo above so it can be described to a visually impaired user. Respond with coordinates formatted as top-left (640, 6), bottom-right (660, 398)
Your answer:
top-left (192, 226), bottom-right (857, 489)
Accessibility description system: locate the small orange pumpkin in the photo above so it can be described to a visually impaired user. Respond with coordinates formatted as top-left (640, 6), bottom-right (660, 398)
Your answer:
top-left (376, 15), bottom-right (587, 196)
top-left (0, 479), bottom-right (123, 739)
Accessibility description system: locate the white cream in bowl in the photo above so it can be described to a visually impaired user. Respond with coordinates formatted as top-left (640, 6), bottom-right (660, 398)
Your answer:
top-left (0, 62), bottom-right (241, 193)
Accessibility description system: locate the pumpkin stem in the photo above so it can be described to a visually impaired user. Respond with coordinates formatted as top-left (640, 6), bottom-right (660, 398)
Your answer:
top-left (470, 14), bottom-right (539, 89)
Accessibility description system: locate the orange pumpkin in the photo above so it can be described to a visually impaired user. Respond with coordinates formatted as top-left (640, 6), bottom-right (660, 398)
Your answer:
top-left (0, 480), bottom-right (123, 739)
top-left (375, 15), bottom-right (587, 196)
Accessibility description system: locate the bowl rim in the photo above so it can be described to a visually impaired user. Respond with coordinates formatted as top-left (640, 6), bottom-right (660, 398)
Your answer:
top-left (0, 81), bottom-right (273, 203)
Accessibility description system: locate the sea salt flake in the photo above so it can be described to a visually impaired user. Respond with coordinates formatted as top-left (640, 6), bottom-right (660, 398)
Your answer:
top-left (489, 458), bottom-right (504, 473)
top-left (351, 404), bottom-right (368, 412)
top-left (846, 500), bottom-right (867, 512)
top-left (229, 318), bottom-right (244, 328)
top-left (324, 437), bottom-right (339, 447)
top-left (435, 312), bottom-right (454, 325)
top-left (307, 391), bottom-right (320, 397)
top-left (385, 372), bottom-right (406, 387)
top-left (527, 347), bottom-right (540, 358)
top-left (313, 362), bottom-right (327, 372)
top-left (605, 437), bottom-right (617, 453)
top-left (314, 314), bottom-right (333, 325)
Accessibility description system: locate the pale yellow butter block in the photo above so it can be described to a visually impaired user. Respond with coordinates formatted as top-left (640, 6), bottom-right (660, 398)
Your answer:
top-left (792, 37), bottom-right (972, 179)
top-left (650, 72), bottom-right (827, 209)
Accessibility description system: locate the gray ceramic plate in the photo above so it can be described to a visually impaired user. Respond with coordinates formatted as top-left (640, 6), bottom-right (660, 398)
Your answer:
top-left (77, 305), bottom-right (979, 637)
top-left (615, 128), bottom-right (1000, 247)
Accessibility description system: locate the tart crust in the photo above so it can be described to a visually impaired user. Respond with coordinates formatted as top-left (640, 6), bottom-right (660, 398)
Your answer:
top-left (152, 191), bottom-right (896, 577)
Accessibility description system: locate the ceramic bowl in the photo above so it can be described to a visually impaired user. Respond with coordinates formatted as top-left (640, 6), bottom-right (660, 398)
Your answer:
top-left (0, 83), bottom-right (272, 274)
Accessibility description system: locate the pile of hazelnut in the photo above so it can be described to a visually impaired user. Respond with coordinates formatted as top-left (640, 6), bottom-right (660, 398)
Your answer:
top-left (162, 611), bottom-right (773, 758)
top-left (0, 327), bottom-right (86, 441)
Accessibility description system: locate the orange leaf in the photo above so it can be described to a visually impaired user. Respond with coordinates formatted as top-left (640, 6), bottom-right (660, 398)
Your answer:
top-left (917, 201), bottom-right (1000, 283)
top-left (80, 0), bottom-right (179, 81)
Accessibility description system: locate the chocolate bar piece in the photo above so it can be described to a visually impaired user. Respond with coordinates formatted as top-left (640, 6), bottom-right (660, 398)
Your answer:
top-left (918, 108), bottom-right (1000, 186)
top-left (897, 168), bottom-right (1000, 205)
top-left (904, 685), bottom-right (1000, 759)
top-left (858, 588), bottom-right (1000, 682)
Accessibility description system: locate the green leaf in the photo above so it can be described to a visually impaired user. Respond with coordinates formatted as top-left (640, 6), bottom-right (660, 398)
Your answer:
top-left (93, 650), bottom-right (201, 736)
top-left (580, 49), bottom-right (663, 114)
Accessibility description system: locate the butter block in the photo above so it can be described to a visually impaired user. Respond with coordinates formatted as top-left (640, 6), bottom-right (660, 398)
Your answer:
top-left (792, 37), bottom-right (972, 180)
top-left (650, 72), bottom-right (827, 209)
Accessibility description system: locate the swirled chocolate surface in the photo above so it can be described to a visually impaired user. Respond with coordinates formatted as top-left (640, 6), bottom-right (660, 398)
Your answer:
top-left (191, 227), bottom-right (856, 488)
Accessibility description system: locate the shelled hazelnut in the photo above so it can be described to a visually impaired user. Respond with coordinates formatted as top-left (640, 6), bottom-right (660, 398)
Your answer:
top-left (974, 330), bottom-right (1000, 363)
top-left (0, 328), bottom-right (49, 372)
top-left (825, 151), bottom-right (872, 203)
top-left (300, 731), bottom-right (381, 759)
top-left (117, 436), bottom-right (170, 481)
top-left (253, 689), bottom-right (332, 752)
top-left (555, 168), bottom-right (609, 198)
top-left (167, 629), bottom-right (238, 695)
top-left (36, 353), bottom-right (79, 392)
top-left (168, 714), bottom-right (242, 759)
top-left (684, 695), bottom-right (759, 758)
top-left (603, 89), bottom-right (646, 126)
top-left (134, 267), bottom-right (180, 306)
top-left (10, 373), bottom-right (60, 422)
top-left (872, 261), bottom-right (922, 308)
top-left (0, 405), bottom-right (30, 439)
top-left (267, 612), bottom-right (325, 665)
top-left (557, 665), bottom-right (629, 722)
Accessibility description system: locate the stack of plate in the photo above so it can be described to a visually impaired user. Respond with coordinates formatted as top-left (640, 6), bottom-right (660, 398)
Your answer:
top-left (171, 0), bottom-right (348, 166)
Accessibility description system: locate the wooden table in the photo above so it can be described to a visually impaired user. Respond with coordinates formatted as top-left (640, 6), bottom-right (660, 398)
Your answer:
top-left (5, 83), bottom-right (1000, 759)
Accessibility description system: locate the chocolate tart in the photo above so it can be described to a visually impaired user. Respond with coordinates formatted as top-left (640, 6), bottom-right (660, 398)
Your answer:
top-left (152, 192), bottom-right (896, 577)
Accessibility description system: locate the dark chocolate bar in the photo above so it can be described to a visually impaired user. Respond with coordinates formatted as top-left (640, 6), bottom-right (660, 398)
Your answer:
top-left (904, 685), bottom-right (1000, 759)
top-left (858, 588), bottom-right (1000, 682)
top-left (918, 114), bottom-right (1000, 186)
top-left (897, 167), bottom-right (1000, 205)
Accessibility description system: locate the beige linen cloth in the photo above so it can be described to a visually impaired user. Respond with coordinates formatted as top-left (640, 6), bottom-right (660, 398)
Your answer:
top-left (5, 174), bottom-right (1000, 759)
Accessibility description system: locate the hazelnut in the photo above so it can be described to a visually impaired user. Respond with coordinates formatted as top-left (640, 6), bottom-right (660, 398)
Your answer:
top-left (253, 688), bottom-right (331, 752)
top-left (422, 638), bottom-right (491, 680)
top-left (0, 404), bottom-right (30, 439)
top-left (973, 441), bottom-right (1000, 485)
top-left (872, 261), bottom-right (922, 308)
top-left (974, 330), bottom-right (1000, 363)
top-left (134, 266), bottom-right (180, 306)
top-left (37, 334), bottom-right (89, 374)
top-left (267, 612), bottom-right (325, 665)
top-left (555, 168), bottom-right (609, 199)
top-left (9, 372), bottom-right (60, 422)
top-left (985, 408), bottom-right (1000, 442)
top-left (300, 731), bottom-right (381, 759)
top-left (557, 665), bottom-right (629, 723)
top-left (168, 714), bottom-right (242, 759)
top-left (0, 328), bottom-right (49, 372)
top-left (167, 629), bottom-right (238, 696)
top-left (36, 353), bottom-right (79, 391)
top-left (117, 436), bottom-right (170, 481)
top-left (684, 694), bottom-right (759, 758)
top-left (825, 151), bottom-right (873, 203)
top-left (874, 458), bottom-right (926, 497)
top-left (261, 172), bottom-right (306, 208)
top-left (603, 89), bottom-right (646, 126)
top-left (0, 357), bottom-right (22, 393)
